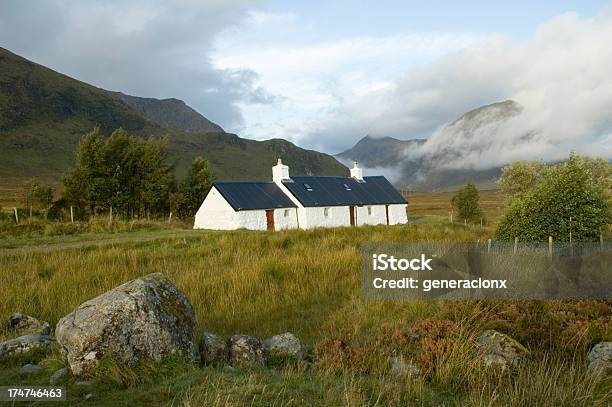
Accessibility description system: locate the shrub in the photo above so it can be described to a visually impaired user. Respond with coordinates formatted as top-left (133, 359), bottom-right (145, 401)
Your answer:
top-left (451, 183), bottom-right (486, 224)
top-left (496, 155), bottom-right (612, 242)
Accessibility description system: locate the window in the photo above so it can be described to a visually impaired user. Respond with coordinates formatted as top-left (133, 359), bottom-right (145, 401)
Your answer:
top-left (284, 209), bottom-right (290, 218)
top-left (343, 183), bottom-right (352, 191)
top-left (303, 183), bottom-right (313, 191)
top-left (367, 206), bottom-right (372, 215)
top-left (324, 207), bottom-right (330, 217)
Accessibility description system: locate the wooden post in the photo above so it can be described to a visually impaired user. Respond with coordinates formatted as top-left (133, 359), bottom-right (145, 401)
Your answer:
top-left (513, 237), bottom-right (518, 255)
top-left (464, 219), bottom-right (467, 226)
top-left (480, 218), bottom-right (483, 227)
top-left (449, 212), bottom-right (453, 223)
top-left (487, 239), bottom-right (491, 253)
top-left (601, 232), bottom-right (604, 251)
top-left (70, 206), bottom-right (74, 223)
top-left (109, 206), bottom-right (113, 224)
top-left (548, 236), bottom-right (553, 258)
top-left (14, 207), bottom-right (18, 224)
top-left (168, 211), bottom-right (173, 223)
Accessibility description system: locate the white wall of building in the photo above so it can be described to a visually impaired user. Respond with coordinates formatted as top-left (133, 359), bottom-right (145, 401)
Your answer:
top-left (274, 207), bottom-right (299, 230)
top-left (388, 204), bottom-right (408, 225)
top-left (298, 206), bottom-right (350, 229)
top-left (355, 205), bottom-right (387, 226)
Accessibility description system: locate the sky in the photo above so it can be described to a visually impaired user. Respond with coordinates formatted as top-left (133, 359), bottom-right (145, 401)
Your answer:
top-left (1, 0), bottom-right (611, 165)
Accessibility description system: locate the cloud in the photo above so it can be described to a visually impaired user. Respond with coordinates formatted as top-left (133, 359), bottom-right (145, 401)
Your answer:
top-left (0, 0), bottom-right (267, 129)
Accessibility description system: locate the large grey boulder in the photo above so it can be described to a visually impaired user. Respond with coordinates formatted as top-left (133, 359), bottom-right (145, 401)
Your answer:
top-left (199, 332), bottom-right (228, 366)
top-left (20, 364), bottom-right (42, 374)
top-left (587, 342), bottom-right (611, 374)
top-left (8, 313), bottom-right (51, 336)
top-left (477, 330), bottom-right (527, 370)
top-left (228, 335), bottom-right (266, 367)
top-left (262, 332), bottom-right (308, 361)
top-left (0, 335), bottom-right (55, 358)
top-left (55, 273), bottom-right (196, 375)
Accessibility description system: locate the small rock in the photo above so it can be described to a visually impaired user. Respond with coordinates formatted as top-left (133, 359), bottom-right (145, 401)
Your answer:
top-left (8, 313), bottom-right (51, 336)
top-left (199, 332), bottom-right (228, 366)
top-left (55, 273), bottom-right (196, 375)
top-left (76, 381), bottom-right (93, 386)
top-left (588, 342), bottom-right (611, 374)
top-left (262, 332), bottom-right (308, 361)
top-left (84, 393), bottom-right (93, 400)
top-left (477, 330), bottom-right (527, 370)
top-left (228, 335), bottom-right (266, 367)
top-left (389, 356), bottom-right (420, 378)
top-left (20, 363), bottom-right (42, 374)
top-left (0, 335), bottom-right (55, 358)
top-left (49, 367), bottom-right (68, 385)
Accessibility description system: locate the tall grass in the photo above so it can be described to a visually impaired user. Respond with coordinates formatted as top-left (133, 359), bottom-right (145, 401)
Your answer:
top-left (0, 223), bottom-right (610, 405)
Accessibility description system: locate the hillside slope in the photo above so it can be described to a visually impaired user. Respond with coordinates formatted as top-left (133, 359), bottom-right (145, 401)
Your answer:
top-left (0, 47), bottom-right (347, 197)
top-left (336, 136), bottom-right (425, 167)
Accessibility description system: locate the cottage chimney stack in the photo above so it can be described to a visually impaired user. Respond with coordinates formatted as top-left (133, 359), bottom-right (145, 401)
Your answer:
top-left (350, 160), bottom-right (363, 181)
top-left (273, 158), bottom-right (290, 183)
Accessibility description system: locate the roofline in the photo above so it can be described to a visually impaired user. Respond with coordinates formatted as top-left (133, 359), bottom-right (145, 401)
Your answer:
top-left (211, 184), bottom-right (297, 211)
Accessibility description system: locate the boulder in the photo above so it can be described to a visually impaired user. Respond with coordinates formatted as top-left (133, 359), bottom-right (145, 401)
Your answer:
top-left (55, 273), bottom-right (196, 375)
top-left (262, 332), bottom-right (308, 361)
top-left (49, 368), bottom-right (68, 385)
top-left (587, 342), bottom-right (611, 374)
top-left (0, 335), bottom-right (55, 358)
top-left (8, 313), bottom-right (51, 336)
top-left (199, 332), bottom-right (228, 366)
top-left (477, 330), bottom-right (527, 370)
top-left (20, 363), bottom-right (42, 374)
top-left (228, 335), bottom-right (266, 367)
top-left (389, 356), bottom-right (420, 378)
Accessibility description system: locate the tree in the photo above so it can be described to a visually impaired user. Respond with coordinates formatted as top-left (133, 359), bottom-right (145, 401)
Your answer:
top-left (22, 179), bottom-right (55, 211)
top-left (451, 183), bottom-right (485, 224)
top-left (63, 128), bottom-right (174, 217)
top-left (177, 157), bottom-right (216, 218)
top-left (496, 155), bottom-right (612, 242)
top-left (498, 160), bottom-right (548, 200)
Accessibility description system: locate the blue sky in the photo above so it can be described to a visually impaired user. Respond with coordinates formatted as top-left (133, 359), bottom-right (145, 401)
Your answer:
top-left (1, 0), bottom-right (611, 164)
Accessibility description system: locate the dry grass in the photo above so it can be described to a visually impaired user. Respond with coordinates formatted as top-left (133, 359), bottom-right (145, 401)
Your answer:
top-left (405, 190), bottom-right (507, 223)
top-left (0, 223), bottom-right (610, 405)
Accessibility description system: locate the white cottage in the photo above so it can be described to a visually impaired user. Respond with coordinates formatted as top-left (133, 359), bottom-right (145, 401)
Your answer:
top-left (194, 160), bottom-right (408, 231)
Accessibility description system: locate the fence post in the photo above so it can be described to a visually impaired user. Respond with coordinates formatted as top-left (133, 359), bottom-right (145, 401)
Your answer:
top-left (109, 206), bottom-right (113, 224)
top-left (513, 237), bottom-right (518, 255)
top-left (480, 218), bottom-right (483, 227)
top-left (487, 239), bottom-right (491, 253)
top-left (464, 219), bottom-right (467, 226)
top-left (70, 206), bottom-right (74, 223)
top-left (168, 211), bottom-right (173, 223)
top-left (14, 207), bottom-right (19, 224)
top-left (449, 212), bottom-right (453, 223)
top-left (548, 236), bottom-right (553, 258)
top-left (601, 232), bottom-right (604, 251)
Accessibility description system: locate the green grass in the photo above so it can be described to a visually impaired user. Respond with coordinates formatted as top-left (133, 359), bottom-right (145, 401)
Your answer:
top-left (0, 222), bottom-right (610, 405)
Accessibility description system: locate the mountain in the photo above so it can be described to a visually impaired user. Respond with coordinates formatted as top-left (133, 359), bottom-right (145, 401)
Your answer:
top-left (0, 47), bottom-right (347, 194)
top-left (335, 136), bottom-right (425, 167)
top-left (111, 92), bottom-right (224, 133)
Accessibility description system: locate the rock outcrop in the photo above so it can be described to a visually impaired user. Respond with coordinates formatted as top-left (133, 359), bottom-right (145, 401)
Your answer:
top-left (199, 332), bottom-right (228, 366)
top-left (587, 342), bottom-right (611, 374)
top-left (55, 273), bottom-right (196, 375)
top-left (477, 330), bottom-right (527, 370)
top-left (228, 335), bottom-right (266, 367)
top-left (8, 313), bottom-right (51, 336)
top-left (0, 335), bottom-right (55, 358)
top-left (262, 332), bottom-right (308, 361)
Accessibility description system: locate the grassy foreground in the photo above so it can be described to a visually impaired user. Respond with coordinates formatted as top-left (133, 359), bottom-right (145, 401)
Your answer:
top-left (0, 222), bottom-right (610, 406)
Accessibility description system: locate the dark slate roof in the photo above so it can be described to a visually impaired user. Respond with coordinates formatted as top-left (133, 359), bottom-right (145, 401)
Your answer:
top-left (282, 176), bottom-right (406, 207)
top-left (213, 182), bottom-right (297, 211)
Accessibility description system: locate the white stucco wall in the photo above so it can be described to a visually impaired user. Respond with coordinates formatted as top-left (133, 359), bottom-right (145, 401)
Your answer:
top-left (388, 204), bottom-right (408, 225)
top-left (194, 186), bottom-right (241, 230)
top-left (355, 205), bottom-right (387, 226)
top-left (298, 206), bottom-right (350, 229)
top-left (274, 207), bottom-right (299, 230)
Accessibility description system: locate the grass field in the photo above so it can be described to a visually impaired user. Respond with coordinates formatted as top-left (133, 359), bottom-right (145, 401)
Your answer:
top-left (405, 190), bottom-right (506, 224)
top-left (0, 220), bottom-right (610, 406)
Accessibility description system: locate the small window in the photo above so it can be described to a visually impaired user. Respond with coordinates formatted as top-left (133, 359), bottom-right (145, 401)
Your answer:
top-left (303, 183), bottom-right (313, 191)
top-left (367, 206), bottom-right (372, 215)
top-left (343, 183), bottom-right (352, 191)
top-left (324, 207), bottom-right (330, 217)
top-left (284, 209), bottom-right (290, 218)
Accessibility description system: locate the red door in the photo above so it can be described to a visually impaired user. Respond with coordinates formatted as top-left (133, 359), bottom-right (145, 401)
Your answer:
top-left (385, 205), bottom-right (390, 225)
top-left (349, 206), bottom-right (355, 226)
top-left (266, 209), bottom-right (275, 231)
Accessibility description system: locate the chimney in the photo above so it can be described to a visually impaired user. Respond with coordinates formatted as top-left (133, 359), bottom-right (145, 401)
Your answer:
top-left (350, 160), bottom-right (363, 181)
top-left (273, 158), bottom-right (290, 183)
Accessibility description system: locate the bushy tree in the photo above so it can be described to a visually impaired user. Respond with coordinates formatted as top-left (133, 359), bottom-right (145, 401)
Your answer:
top-left (496, 154), bottom-right (612, 242)
top-left (63, 127), bottom-right (174, 217)
top-left (498, 160), bottom-right (548, 200)
top-left (451, 183), bottom-right (485, 224)
top-left (22, 179), bottom-right (55, 210)
top-left (176, 157), bottom-right (216, 218)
